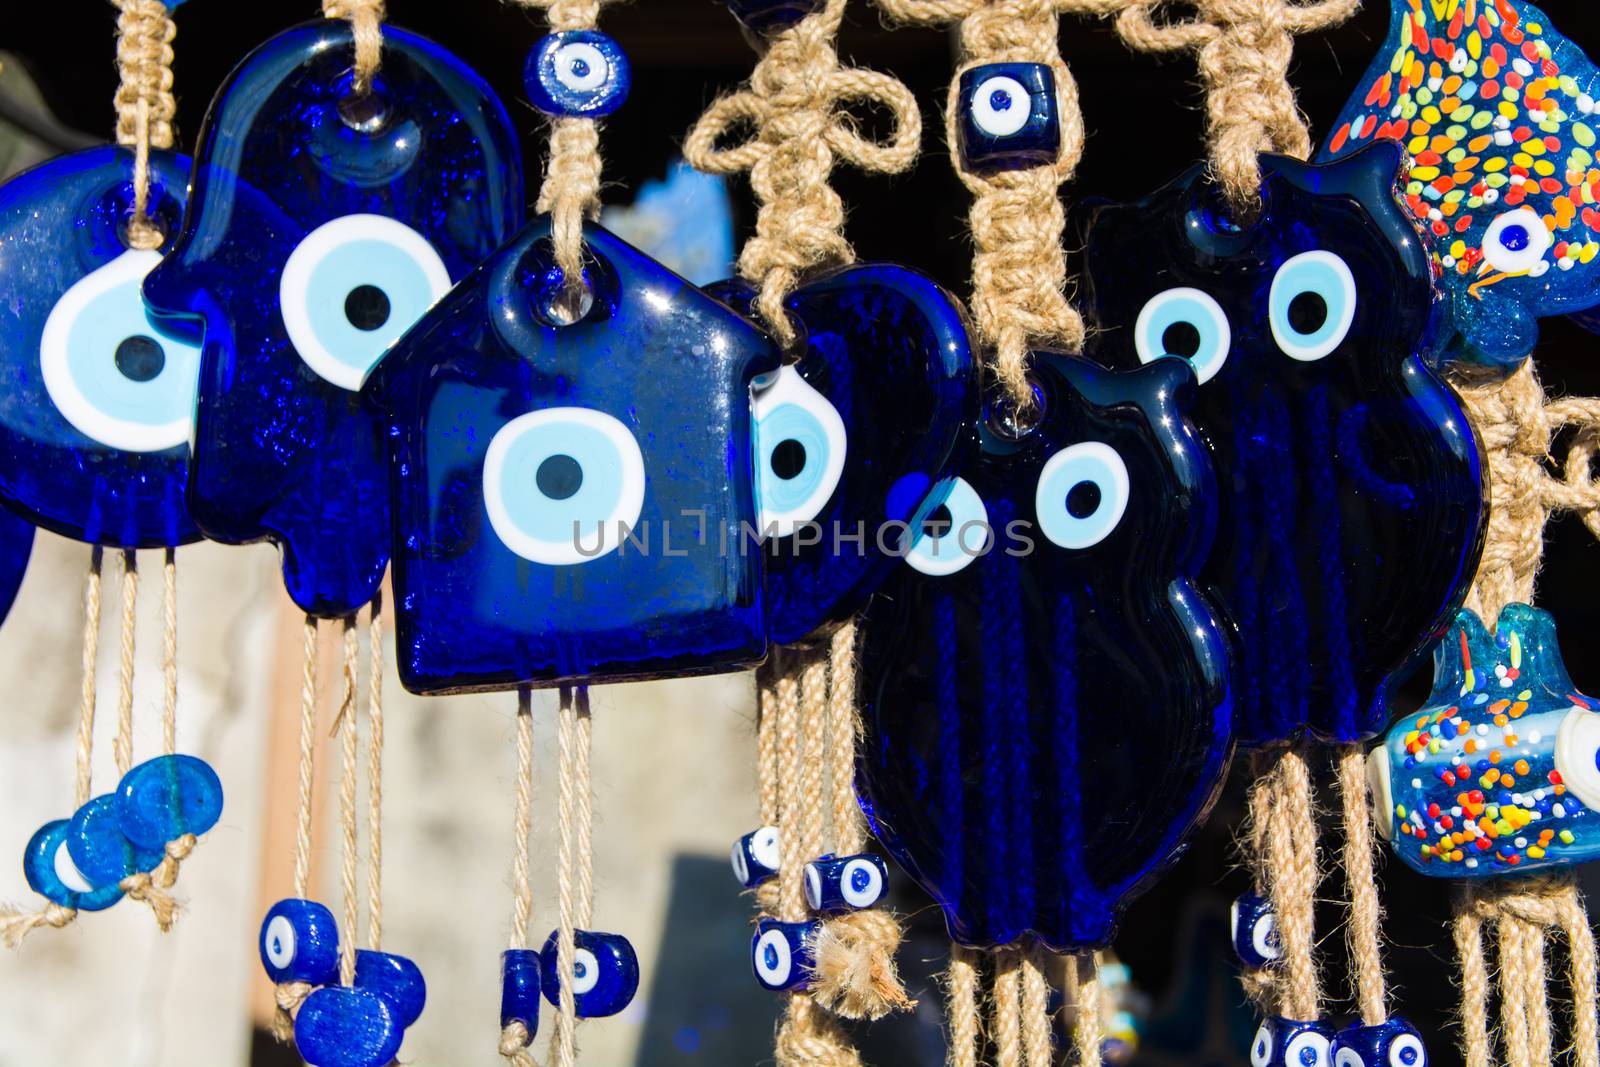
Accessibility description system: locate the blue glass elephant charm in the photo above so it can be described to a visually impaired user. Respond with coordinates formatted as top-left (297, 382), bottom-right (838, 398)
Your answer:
top-left (711, 266), bottom-right (976, 644)
top-left (1077, 143), bottom-right (1487, 746)
top-left (0, 146), bottom-right (200, 547)
top-left (365, 220), bottom-right (777, 692)
top-left (141, 19), bottom-right (523, 616)
top-left (1370, 603), bottom-right (1600, 876)
top-left (1318, 0), bottom-right (1600, 367)
top-left (857, 352), bottom-right (1233, 950)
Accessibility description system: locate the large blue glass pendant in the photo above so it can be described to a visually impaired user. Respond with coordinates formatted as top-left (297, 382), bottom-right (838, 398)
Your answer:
top-left (141, 20), bottom-right (524, 617)
top-left (711, 266), bottom-right (978, 645)
top-left (365, 220), bottom-right (778, 694)
top-left (0, 146), bottom-right (199, 548)
top-left (0, 506), bottom-right (33, 625)
top-left (1077, 144), bottom-right (1488, 746)
top-left (1317, 0), bottom-right (1600, 368)
top-left (1372, 604), bottom-right (1600, 877)
top-left (857, 352), bottom-right (1234, 951)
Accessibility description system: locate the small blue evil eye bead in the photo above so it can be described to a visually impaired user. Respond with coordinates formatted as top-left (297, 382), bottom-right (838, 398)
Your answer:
top-left (803, 853), bottom-right (889, 912)
top-left (260, 898), bottom-right (342, 986)
top-left (1331, 1018), bottom-right (1426, 1067)
top-left (23, 819), bottom-right (124, 911)
top-left (956, 62), bottom-right (1060, 175)
top-left (539, 929), bottom-right (640, 1018)
top-left (353, 949), bottom-right (427, 1029)
top-left (1252, 1017), bottom-right (1335, 1067)
top-left (752, 917), bottom-right (818, 992)
top-left (66, 794), bottom-right (163, 888)
top-left (525, 31), bottom-right (630, 118)
top-left (731, 825), bottom-right (782, 888)
top-left (1230, 892), bottom-right (1281, 970)
top-left (501, 949), bottom-right (542, 1036)
top-left (114, 753), bottom-right (224, 850)
top-left (723, 0), bottom-right (826, 34)
top-left (294, 986), bottom-right (403, 1067)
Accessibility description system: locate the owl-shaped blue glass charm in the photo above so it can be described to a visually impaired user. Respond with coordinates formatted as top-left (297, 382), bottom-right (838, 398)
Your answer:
top-left (364, 220), bottom-right (777, 693)
top-left (1077, 143), bottom-right (1487, 746)
top-left (857, 352), bottom-right (1233, 951)
top-left (1318, 0), bottom-right (1600, 367)
top-left (141, 20), bottom-right (523, 617)
top-left (711, 266), bottom-right (976, 644)
top-left (1370, 603), bottom-right (1600, 876)
top-left (0, 507), bottom-right (32, 626)
top-left (0, 147), bottom-right (199, 547)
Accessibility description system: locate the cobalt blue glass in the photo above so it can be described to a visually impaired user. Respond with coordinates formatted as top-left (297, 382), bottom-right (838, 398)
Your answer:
top-left (711, 265), bottom-right (976, 645)
top-left (525, 31), bottom-right (630, 117)
top-left (1318, 0), bottom-right (1600, 368)
top-left (1331, 1018), bottom-right (1426, 1067)
top-left (1371, 604), bottom-right (1600, 876)
top-left (1252, 1018), bottom-right (1334, 1067)
top-left (751, 917), bottom-right (817, 991)
top-left (1231, 891), bottom-right (1280, 970)
top-left (0, 146), bottom-right (199, 548)
top-left (294, 986), bottom-right (403, 1067)
top-left (538, 929), bottom-right (639, 1017)
top-left (353, 949), bottom-right (427, 1028)
top-left (113, 753), bottom-right (224, 850)
top-left (0, 506), bottom-right (32, 626)
top-left (1076, 143), bottom-right (1488, 746)
top-left (365, 220), bottom-right (777, 693)
top-left (501, 949), bottom-right (542, 1034)
top-left (23, 819), bottom-right (124, 912)
top-left (857, 352), bottom-right (1234, 951)
top-left (803, 852), bottom-right (889, 912)
top-left (141, 20), bottom-right (523, 617)
top-left (723, 0), bottom-right (825, 34)
top-left (261, 898), bottom-right (342, 986)
top-left (955, 63), bottom-right (1061, 175)
top-left (66, 794), bottom-right (162, 888)
top-left (731, 825), bottom-right (781, 888)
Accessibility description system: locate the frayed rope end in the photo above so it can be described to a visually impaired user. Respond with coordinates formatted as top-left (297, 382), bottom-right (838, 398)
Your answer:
top-left (808, 909), bottom-right (915, 1021)
top-left (0, 902), bottom-right (77, 948)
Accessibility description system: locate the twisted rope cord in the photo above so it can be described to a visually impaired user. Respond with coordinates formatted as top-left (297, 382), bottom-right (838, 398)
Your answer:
top-left (1338, 744), bottom-right (1387, 1025)
top-left (272, 617), bottom-right (322, 1041)
top-left (947, 944), bottom-right (982, 1067)
top-left (322, 0), bottom-right (386, 95)
top-left (1239, 755), bottom-right (1278, 1012)
top-left (1020, 948), bottom-right (1051, 1067)
top-left (1258, 745), bottom-right (1321, 1021)
top-left (501, 686), bottom-right (539, 1066)
top-left (993, 947), bottom-right (1023, 1067)
top-left (140, 547), bottom-right (194, 912)
top-left (551, 685), bottom-right (595, 1067)
top-left (113, 0), bottom-right (175, 250)
top-left (112, 550), bottom-right (138, 779)
top-left (366, 593), bottom-right (384, 950)
top-left (1065, 950), bottom-right (1104, 1067)
top-left (684, 0), bottom-right (920, 346)
top-left (755, 664), bottom-right (782, 918)
top-left (335, 614), bottom-right (361, 987)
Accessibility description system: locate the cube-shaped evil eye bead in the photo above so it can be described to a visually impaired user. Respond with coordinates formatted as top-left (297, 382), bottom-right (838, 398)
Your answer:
top-left (1231, 892), bottom-right (1281, 969)
top-left (525, 31), bottom-right (630, 118)
top-left (722, 0), bottom-right (825, 33)
top-left (1251, 1018), bottom-right (1335, 1067)
top-left (114, 753), bottom-right (224, 850)
top-left (353, 949), bottom-right (427, 1029)
top-left (1332, 1018), bottom-right (1427, 1067)
top-left (955, 62), bottom-right (1060, 175)
top-left (294, 986), bottom-right (403, 1067)
top-left (538, 929), bottom-right (640, 1018)
top-left (23, 818), bottom-right (124, 912)
top-left (731, 825), bottom-right (782, 888)
top-left (66, 794), bottom-right (163, 887)
top-left (803, 853), bottom-right (889, 912)
top-left (260, 898), bottom-right (341, 986)
top-left (501, 949), bottom-right (542, 1035)
top-left (751, 917), bottom-right (819, 992)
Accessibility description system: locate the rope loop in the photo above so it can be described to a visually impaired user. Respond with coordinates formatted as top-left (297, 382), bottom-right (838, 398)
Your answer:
top-left (322, 0), bottom-right (386, 95)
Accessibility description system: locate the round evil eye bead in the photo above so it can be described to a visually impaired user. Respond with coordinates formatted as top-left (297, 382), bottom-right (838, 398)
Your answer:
top-left (731, 825), bottom-right (782, 888)
top-left (803, 852), bottom-right (890, 912)
top-left (722, 0), bottom-right (825, 33)
top-left (525, 31), bottom-right (630, 118)
top-left (65, 794), bottom-right (163, 888)
top-left (539, 929), bottom-right (640, 1018)
top-left (956, 62), bottom-right (1060, 175)
top-left (1480, 208), bottom-right (1553, 277)
top-left (1268, 251), bottom-right (1358, 362)
top-left (23, 818), bottom-right (124, 911)
top-left (353, 949), bottom-right (428, 1029)
top-left (1230, 892), bottom-right (1281, 969)
top-left (752, 917), bottom-right (818, 991)
top-left (294, 986), bottom-right (403, 1067)
top-left (114, 753), bottom-right (224, 850)
top-left (1332, 1018), bottom-right (1427, 1067)
top-left (260, 898), bottom-right (342, 986)
top-left (501, 948), bottom-right (542, 1035)
top-left (1254, 1017), bottom-right (1335, 1067)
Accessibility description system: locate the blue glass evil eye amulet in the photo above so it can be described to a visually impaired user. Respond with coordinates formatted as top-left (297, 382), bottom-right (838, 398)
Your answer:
top-left (0, 146), bottom-right (199, 548)
top-left (365, 220), bottom-right (778, 694)
top-left (141, 20), bottom-right (523, 617)
top-left (526, 31), bottom-right (630, 117)
top-left (956, 62), bottom-right (1060, 175)
top-left (1318, 0), bottom-right (1600, 367)
top-left (857, 352), bottom-right (1233, 951)
top-left (1077, 143), bottom-right (1487, 746)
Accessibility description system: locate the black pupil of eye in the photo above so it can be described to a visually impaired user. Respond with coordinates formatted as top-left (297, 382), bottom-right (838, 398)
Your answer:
top-left (114, 335), bottom-right (165, 382)
top-left (570, 58), bottom-right (591, 78)
top-left (1399, 1048), bottom-right (1417, 1065)
top-left (1499, 223), bottom-right (1530, 251)
top-left (536, 454), bottom-right (584, 501)
top-left (771, 439), bottom-right (807, 480)
top-left (1066, 480), bottom-right (1101, 519)
top-left (1161, 321), bottom-right (1202, 359)
top-left (989, 88), bottom-right (1013, 112)
top-left (923, 504), bottom-right (953, 538)
top-left (1288, 291), bottom-right (1328, 336)
top-left (850, 867), bottom-right (870, 891)
top-left (344, 285), bottom-right (391, 331)
top-left (574, 960), bottom-right (587, 978)
top-left (1300, 1047), bottom-right (1319, 1067)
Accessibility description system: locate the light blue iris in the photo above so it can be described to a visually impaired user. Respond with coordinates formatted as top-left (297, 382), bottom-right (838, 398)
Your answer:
top-left (1136, 288), bottom-right (1229, 384)
top-left (1269, 251), bottom-right (1355, 360)
top-left (1035, 443), bottom-right (1127, 550)
top-left (492, 419), bottom-right (627, 546)
top-left (64, 276), bottom-right (198, 431)
top-left (756, 401), bottom-right (833, 517)
top-left (303, 237), bottom-right (441, 378)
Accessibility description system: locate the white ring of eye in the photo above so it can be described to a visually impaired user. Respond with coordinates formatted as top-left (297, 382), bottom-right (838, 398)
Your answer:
top-left (752, 366), bottom-right (847, 538)
top-left (970, 75), bottom-right (1032, 137)
top-left (279, 214), bottom-right (451, 391)
top-left (1251, 1024), bottom-right (1273, 1067)
top-left (730, 841), bottom-right (750, 885)
top-left (1286, 1029), bottom-right (1332, 1067)
top-left (840, 858), bottom-right (884, 909)
top-left (750, 826), bottom-right (781, 872)
top-left (482, 407), bottom-right (647, 565)
top-left (1133, 287), bottom-right (1232, 384)
top-left (804, 864), bottom-right (824, 910)
top-left (571, 947), bottom-right (601, 995)
top-left (1335, 1049), bottom-right (1365, 1067)
top-left (754, 928), bottom-right (794, 988)
top-left (906, 477), bottom-right (989, 577)
top-left (553, 42), bottom-right (609, 92)
top-left (1388, 1033), bottom-right (1426, 1067)
top-left (40, 249), bottom-right (199, 452)
top-left (1554, 707), bottom-right (1600, 812)
top-left (1035, 441), bottom-right (1130, 550)
top-left (54, 838), bottom-right (94, 895)
top-left (264, 915), bottom-right (297, 970)
top-left (1269, 250), bottom-right (1358, 362)
top-left (1251, 912), bottom-right (1280, 962)
top-left (1367, 747), bottom-right (1394, 842)
top-left (1481, 208), bottom-right (1553, 275)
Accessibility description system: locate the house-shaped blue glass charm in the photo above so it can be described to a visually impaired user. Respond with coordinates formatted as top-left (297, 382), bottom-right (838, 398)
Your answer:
top-left (0, 146), bottom-right (200, 547)
top-left (365, 220), bottom-right (778, 693)
top-left (1077, 143), bottom-right (1487, 746)
top-left (857, 352), bottom-right (1234, 951)
top-left (142, 20), bottom-right (523, 617)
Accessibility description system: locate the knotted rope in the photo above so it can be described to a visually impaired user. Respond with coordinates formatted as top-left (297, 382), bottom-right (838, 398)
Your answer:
top-left (322, 0), bottom-right (386, 96)
top-left (113, 0), bottom-right (175, 250)
top-left (500, 687), bottom-right (539, 1067)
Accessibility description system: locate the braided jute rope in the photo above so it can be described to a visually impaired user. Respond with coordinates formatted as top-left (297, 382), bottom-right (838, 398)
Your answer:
top-left (500, 688), bottom-right (539, 1066)
top-left (322, 0), bottom-right (386, 95)
top-left (684, 0), bottom-right (920, 348)
top-left (1254, 746), bottom-right (1322, 1022)
top-left (272, 618), bottom-right (323, 1043)
top-left (113, 0), bottom-right (175, 251)
top-left (1063, 949), bottom-right (1105, 1067)
top-left (1338, 744), bottom-right (1387, 1026)
top-left (335, 615), bottom-right (361, 987)
top-left (1113, 0), bottom-right (1358, 216)
top-left (551, 685), bottom-right (595, 1067)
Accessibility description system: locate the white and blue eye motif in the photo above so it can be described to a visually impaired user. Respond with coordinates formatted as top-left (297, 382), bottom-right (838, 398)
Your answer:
top-left (1481, 208), bottom-right (1553, 277)
top-left (483, 407), bottom-right (647, 566)
top-left (525, 31), bottom-right (631, 118)
top-left (40, 249), bottom-right (200, 453)
top-left (905, 476), bottom-right (989, 576)
top-left (1286, 1028), bottom-right (1334, 1067)
top-left (278, 214), bottom-right (451, 391)
top-left (1133, 287), bottom-right (1231, 384)
top-left (1554, 707), bottom-right (1600, 812)
top-left (956, 62), bottom-right (1059, 173)
top-left (752, 366), bottom-right (847, 538)
top-left (1269, 250), bottom-right (1357, 362)
top-left (1034, 441), bottom-right (1129, 550)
